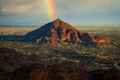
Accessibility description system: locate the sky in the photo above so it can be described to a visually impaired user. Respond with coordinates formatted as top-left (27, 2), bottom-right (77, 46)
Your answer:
top-left (0, 0), bottom-right (120, 26)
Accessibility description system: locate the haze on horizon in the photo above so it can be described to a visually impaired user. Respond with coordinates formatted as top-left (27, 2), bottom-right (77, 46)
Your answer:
top-left (0, 0), bottom-right (120, 27)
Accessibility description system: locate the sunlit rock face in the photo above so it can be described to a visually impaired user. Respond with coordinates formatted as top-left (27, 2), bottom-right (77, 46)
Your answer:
top-left (48, 19), bottom-right (82, 48)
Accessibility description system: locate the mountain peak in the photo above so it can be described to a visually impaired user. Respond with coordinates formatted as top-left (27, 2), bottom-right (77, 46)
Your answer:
top-left (54, 18), bottom-right (62, 22)
top-left (52, 18), bottom-right (64, 26)
top-left (52, 18), bottom-right (75, 30)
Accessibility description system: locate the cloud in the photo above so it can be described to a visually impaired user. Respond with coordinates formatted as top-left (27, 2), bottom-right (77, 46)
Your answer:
top-left (0, 0), bottom-right (119, 26)
top-left (1, 3), bottom-right (33, 13)
top-left (0, 0), bottom-right (47, 15)
top-left (0, 0), bottom-right (117, 16)
top-left (57, 0), bottom-right (112, 12)
top-left (56, 0), bottom-right (114, 21)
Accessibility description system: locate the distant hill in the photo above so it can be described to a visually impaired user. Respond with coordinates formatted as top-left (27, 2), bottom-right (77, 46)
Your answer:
top-left (0, 27), bottom-right (33, 35)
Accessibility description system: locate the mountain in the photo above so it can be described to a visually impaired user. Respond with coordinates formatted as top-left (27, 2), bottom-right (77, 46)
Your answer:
top-left (0, 19), bottom-right (108, 48)
top-left (22, 19), bottom-right (95, 48)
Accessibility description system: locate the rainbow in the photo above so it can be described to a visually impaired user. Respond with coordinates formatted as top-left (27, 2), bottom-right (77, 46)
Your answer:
top-left (46, 0), bottom-right (57, 20)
